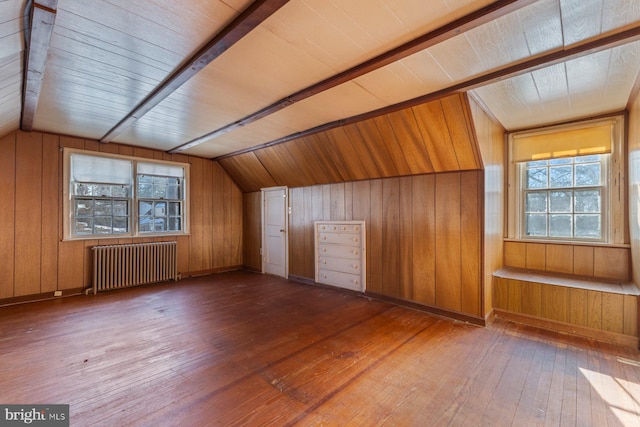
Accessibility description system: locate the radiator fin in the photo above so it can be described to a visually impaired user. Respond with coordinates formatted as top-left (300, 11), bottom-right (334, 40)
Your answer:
top-left (92, 242), bottom-right (178, 293)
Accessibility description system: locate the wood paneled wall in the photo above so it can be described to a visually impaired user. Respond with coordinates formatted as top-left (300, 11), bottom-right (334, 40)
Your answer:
top-left (242, 171), bottom-right (485, 319)
top-left (219, 93), bottom-right (481, 193)
top-left (469, 96), bottom-right (505, 317)
top-left (503, 241), bottom-right (631, 282)
top-left (0, 130), bottom-right (243, 301)
top-left (628, 89), bottom-right (640, 288)
top-left (494, 276), bottom-right (638, 345)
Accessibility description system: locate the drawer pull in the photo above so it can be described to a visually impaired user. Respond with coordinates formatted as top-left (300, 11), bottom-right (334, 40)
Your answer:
top-left (322, 260), bottom-right (327, 264)
top-left (323, 236), bottom-right (327, 240)
top-left (322, 248), bottom-right (327, 252)
top-left (353, 238), bottom-right (358, 242)
top-left (353, 265), bottom-right (358, 269)
top-left (332, 226), bottom-right (337, 230)
top-left (353, 251), bottom-right (359, 255)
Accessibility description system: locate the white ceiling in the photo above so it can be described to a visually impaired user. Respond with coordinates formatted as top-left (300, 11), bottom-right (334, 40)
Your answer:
top-left (1, 0), bottom-right (640, 159)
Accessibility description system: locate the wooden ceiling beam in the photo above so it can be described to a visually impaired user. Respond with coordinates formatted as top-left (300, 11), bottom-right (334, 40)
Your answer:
top-left (214, 24), bottom-right (640, 160)
top-left (21, 0), bottom-right (58, 132)
top-left (99, 0), bottom-right (290, 143)
top-left (169, 0), bottom-right (537, 153)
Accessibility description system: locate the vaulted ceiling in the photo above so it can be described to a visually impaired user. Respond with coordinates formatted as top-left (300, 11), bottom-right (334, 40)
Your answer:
top-left (2, 0), bottom-right (640, 160)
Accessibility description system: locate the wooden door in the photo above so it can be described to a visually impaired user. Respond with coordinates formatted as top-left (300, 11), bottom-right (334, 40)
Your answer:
top-left (262, 186), bottom-right (288, 278)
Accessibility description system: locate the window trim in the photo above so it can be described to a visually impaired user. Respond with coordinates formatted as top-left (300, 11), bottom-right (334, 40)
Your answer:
top-left (63, 148), bottom-right (190, 240)
top-left (507, 115), bottom-right (625, 245)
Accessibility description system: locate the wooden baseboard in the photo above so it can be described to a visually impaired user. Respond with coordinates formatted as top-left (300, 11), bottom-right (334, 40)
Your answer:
top-left (494, 309), bottom-right (639, 348)
top-left (365, 292), bottom-right (486, 326)
top-left (287, 275), bottom-right (315, 286)
top-left (0, 288), bottom-right (85, 307)
top-left (181, 265), bottom-right (243, 278)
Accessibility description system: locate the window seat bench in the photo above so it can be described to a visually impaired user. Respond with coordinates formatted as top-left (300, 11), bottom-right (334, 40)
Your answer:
top-left (492, 267), bottom-right (639, 348)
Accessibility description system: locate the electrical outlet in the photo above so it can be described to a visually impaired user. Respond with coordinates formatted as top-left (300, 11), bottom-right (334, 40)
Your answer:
top-left (54, 291), bottom-right (62, 297)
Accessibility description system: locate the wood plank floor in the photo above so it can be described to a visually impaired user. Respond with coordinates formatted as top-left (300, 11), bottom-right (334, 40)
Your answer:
top-left (1, 271), bottom-right (639, 426)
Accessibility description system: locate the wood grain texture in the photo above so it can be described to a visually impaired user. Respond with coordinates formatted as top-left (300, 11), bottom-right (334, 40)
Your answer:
top-left (461, 170), bottom-right (481, 316)
top-left (0, 134), bottom-right (16, 299)
top-left (545, 244), bottom-right (573, 274)
top-left (593, 247), bottom-right (630, 281)
top-left (382, 178), bottom-right (401, 297)
top-left (0, 130), bottom-right (243, 301)
top-left (411, 175), bottom-right (436, 306)
top-left (504, 241), bottom-right (526, 268)
top-left (573, 245), bottom-right (594, 276)
top-left (2, 271), bottom-right (638, 425)
top-left (525, 243), bottom-right (546, 271)
top-left (218, 94), bottom-right (482, 192)
top-left (14, 132), bottom-right (43, 296)
top-left (435, 172), bottom-right (462, 312)
top-left (243, 192), bottom-right (262, 271)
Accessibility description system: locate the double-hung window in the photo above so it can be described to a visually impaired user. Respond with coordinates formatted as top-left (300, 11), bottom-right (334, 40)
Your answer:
top-left (64, 149), bottom-right (189, 240)
top-left (507, 116), bottom-right (625, 244)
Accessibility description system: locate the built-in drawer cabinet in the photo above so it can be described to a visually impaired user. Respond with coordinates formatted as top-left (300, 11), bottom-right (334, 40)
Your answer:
top-left (315, 221), bottom-right (366, 292)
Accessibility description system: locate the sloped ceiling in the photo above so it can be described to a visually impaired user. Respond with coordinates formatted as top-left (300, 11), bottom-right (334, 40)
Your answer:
top-left (3, 0), bottom-right (640, 166)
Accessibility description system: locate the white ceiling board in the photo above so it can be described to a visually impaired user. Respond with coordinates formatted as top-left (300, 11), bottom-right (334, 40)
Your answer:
top-left (32, 0), bottom-right (252, 138)
top-left (561, 0), bottom-right (640, 46)
top-left (0, 1), bottom-right (25, 138)
top-left (472, 41), bottom-right (640, 130)
top-left (182, 80), bottom-right (390, 158)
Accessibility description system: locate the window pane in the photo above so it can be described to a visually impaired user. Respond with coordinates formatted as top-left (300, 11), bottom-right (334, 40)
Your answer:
top-left (139, 201), bottom-right (153, 216)
top-left (111, 185), bottom-right (130, 198)
top-left (154, 201), bottom-right (167, 216)
top-left (71, 154), bottom-right (132, 184)
top-left (525, 192), bottom-right (547, 212)
top-left (168, 217), bottom-right (181, 231)
top-left (94, 185), bottom-right (112, 197)
top-left (549, 191), bottom-right (572, 213)
top-left (153, 218), bottom-right (166, 232)
top-left (152, 176), bottom-right (168, 185)
top-left (526, 214), bottom-right (547, 236)
top-left (575, 190), bottom-right (600, 213)
top-left (94, 200), bottom-right (112, 216)
top-left (166, 184), bottom-right (180, 199)
top-left (575, 215), bottom-right (601, 238)
top-left (550, 214), bottom-right (572, 237)
top-left (138, 183), bottom-right (153, 198)
top-left (526, 168), bottom-right (547, 189)
top-left (138, 175), bottom-right (153, 184)
top-left (75, 218), bottom-right (93, 235)
top-left (73, 183), bottom-right (92, 196)
top-left (153, 184), bottom-right (167, 199)
top-left (575, 163), bottom-right (600, 186)
top-left (549, 166), bottom-right (572, 187)
top-left (94, 217), bottom-right (112, 234)
top-left (139, 217), bottom-right (153, 232)
top-left (75, 199), bottom-right (94, 216)
top-left (112, 217), bottom-right (128, 234)
top-left (168, 202), bottom-right (181, 216)
top-left (113, 200), bottom-right (128, 217)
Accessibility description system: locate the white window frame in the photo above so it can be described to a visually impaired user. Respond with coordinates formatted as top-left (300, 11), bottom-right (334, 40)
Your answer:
top-left (507, 115), bottom-right (625, 245)
top-left (63, 148), bottom-right (190, 240)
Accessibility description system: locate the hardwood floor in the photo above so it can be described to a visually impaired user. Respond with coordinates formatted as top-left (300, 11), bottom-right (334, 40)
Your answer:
top-left (1, 271), bottom-right (639, 426)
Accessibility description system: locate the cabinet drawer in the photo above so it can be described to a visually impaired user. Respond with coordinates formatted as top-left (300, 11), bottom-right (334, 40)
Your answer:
top-left (318, 244), bottom-right (361, 259)
top-left (318, 232), bottom-right (361, 245)
top-left (317, 269), bottom-right (362, 291)
top-left (318, 256), bottom-right (361, 274)
top-left (317, 223), bottom-right (363, 233)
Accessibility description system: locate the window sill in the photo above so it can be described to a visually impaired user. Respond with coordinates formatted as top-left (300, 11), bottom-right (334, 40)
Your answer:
top-left (62, 232), bottom-right (190, 242)
top-left (503, 238), bottom-right (630, 249)
top-left (493, 267), bottom-right (639, 295)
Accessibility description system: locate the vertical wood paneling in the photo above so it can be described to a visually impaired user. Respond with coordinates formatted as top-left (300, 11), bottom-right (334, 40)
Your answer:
top-left (330, 183), bottom-right (345, 220)
top-left (569, 288), bottom-right (588, 327)
top-left (325, 127), bottom-right (369, 181)
top-left (373, 116), bottom-right (411, 176)
top-left (586, 291), bottom-right (602, 330)
top-left (1, 130), bottom-right (244, 301)
top-left (525, 243), bottom-right (546, 271)
top-left (593, 247), bottom-right (630, 281)
top-left (386, 109), bottom-right (434, 175)
top-left (521, 281), bottom-right (542, 316)
top-left (399, 177), bottom-right (413, 300)
top-left (504, 241), bottom-right (526, 268)
top-left (289, 187), bottom-right (305, 278)
top-left (411, 175), bottom-right (435, 305)
top-left (494, 277), bottom-right (508, 309)
top-left (573, 246), bottom-right (594, 276)
top-left (623, 295), bottom-right (638, 337)
top-left (40, 134), bottom-right (59, 292)
top-left (506, 279), bottom-right (521, 313)
top-left (542, 286), bottom-right (568, 323)
top-left (14, 132), bottom-right (42, 296)
top-left (189, 157), bottom-right (205, 271)
top-left (0, 134), bottom-right (16, 299)
top-left (545, 244), bottom-right (573, 274)
top-left (351, 180), bottom-right (371, 290)
top-left (356, 120), bottom-right (398, 177)
top-left (303, 187), bottom-right (315, 279)
top-left (369, 179), bottom-right (383, 294)
top-left (435, 173), bottom-right (462, 312)
top-left (341, 124), bottom-right (382, 179)
top-left (461, 170), bottom-right (481, 316)
top-left (382, 178), bottom-right (400, 297)
top-left (243, 192), bottom-right (262, 271)
top-left (602, 293), bottom-right (624, 333)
